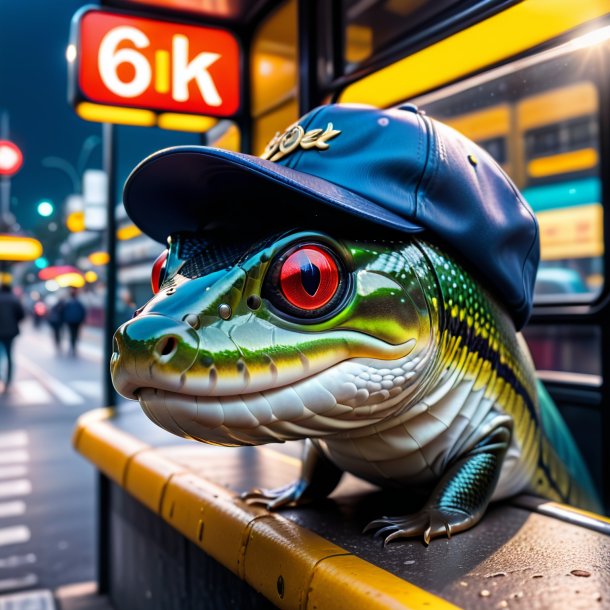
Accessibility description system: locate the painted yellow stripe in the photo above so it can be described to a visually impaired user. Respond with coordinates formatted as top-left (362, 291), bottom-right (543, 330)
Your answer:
top-left (339, 0), bottom-right (610, 106)
top-left (72, 409), bottom-right (148, 485)
top-left (444, 104), bottom-right (510, 141)
top-left (527, 148), bottom-right (598, 178)
top-left (544, 501), bottom-right (610, 525)
top-left (517, 82), bottom-right (598, 130)
top-left (154, 50), bottom-right (170, 94)
top-left (74, 409), bottom-right (462, 610)
top-left (308, 554), bottom-right (459, 610)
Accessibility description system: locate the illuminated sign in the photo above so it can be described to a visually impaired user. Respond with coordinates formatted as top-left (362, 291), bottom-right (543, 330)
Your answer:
top-left (69, 8), bottom-right (240, 123)
top-left (0, 141), bottom-right (23, 176)
top-left (0, 235), bottom-right (43, 262)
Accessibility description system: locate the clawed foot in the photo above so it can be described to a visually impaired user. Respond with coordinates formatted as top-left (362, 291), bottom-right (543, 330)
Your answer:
top-left (240, 480), bottom-right (309, 510)
top-left (363, 506), bottom-right (473, 546)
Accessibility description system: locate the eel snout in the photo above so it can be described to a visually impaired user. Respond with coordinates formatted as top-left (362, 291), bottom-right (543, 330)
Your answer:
top-left (111, 313), bottom-right (200, 399)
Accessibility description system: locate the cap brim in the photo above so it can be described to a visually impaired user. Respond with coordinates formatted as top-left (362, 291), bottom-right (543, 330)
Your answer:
top-left (123, 146), bottom-right (423, 244)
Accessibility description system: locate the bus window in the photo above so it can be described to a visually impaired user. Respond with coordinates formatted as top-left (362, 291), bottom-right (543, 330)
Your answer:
top-left (522, 324), bottom-right (601, 380)
top-left (412, 42), bottom-right (604, 303)
top-left (251, 0), bottom-right (298, 155)
top-left (207, 121), bottom-right (241, 151)
top-left (342, 0), bottom-right (477, 74)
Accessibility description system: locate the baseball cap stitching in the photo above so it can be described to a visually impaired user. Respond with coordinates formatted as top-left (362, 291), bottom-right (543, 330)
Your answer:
top-left (413, 113), bottom-right (434, 222)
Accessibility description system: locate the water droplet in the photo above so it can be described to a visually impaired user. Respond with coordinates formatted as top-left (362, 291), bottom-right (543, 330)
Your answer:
top-left (571, 570), bottom-right (591, 578)
top-left (486, 572), bottom-right (507, 578)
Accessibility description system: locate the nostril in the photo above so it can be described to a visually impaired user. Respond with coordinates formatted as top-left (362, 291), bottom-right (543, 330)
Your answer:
top-left (154, 336), bottom-right (178, 361)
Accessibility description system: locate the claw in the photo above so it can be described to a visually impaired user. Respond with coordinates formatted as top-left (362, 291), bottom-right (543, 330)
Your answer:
top-left (423, 525), bottom-right (432, 546)
top-left (364, 506), bottom-right (475, 546)
top-left (374, 525), bottom-right (398, 540)
top-left (362, 518), bottom-right (390, 534)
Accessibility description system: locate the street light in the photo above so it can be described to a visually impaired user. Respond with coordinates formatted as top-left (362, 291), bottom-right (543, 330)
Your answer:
top-left (37, 200), bottom-right (54, 217)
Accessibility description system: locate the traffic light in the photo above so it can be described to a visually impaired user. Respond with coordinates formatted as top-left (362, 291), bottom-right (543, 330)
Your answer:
top-left (37, 200), bottom-right (54, 217)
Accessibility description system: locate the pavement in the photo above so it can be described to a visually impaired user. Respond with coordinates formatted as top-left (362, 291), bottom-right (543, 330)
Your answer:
top-left (0, 319), bottom-right (109, 608)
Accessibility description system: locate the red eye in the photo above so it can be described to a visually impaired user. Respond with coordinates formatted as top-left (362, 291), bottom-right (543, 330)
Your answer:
top-left (279, 246), bottom-right (339, 310)
top-left (151, 250), bottom-right (168, 294)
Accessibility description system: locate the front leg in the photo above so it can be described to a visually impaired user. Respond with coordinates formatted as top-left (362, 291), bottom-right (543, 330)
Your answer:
top-left (365, 423), bottom-right (512, 545)
top-left (241, 439), bottom-right (344, 510)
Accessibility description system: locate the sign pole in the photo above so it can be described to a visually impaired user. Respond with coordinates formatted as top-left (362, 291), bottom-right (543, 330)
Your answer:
top-left (102, 121), bottom-right (117, 409)
top-left (97, 121), bottom-right (117, 596)
top-left (0, 112), bottom-right (11, 230)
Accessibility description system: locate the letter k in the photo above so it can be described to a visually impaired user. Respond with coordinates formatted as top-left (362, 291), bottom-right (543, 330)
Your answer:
top-left (173, 34), bottom-right (222, 106)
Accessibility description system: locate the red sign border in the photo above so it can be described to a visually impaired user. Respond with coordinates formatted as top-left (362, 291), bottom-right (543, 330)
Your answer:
top-left (68, 5), bottom-right (243, 120)
top-left (0, 140), bottom-right (24, 177)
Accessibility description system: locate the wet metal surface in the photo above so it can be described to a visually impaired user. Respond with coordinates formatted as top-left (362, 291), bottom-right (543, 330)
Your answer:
top-left (111, 406), bottom-right (610, 610)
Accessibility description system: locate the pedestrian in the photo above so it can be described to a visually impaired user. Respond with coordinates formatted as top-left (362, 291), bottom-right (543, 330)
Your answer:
top-left (47, 297), bottom-right (65, 353)
top-left (62, 287), bottom-right (87, 357)
top-left (0, 281), bottom-right (25, 391)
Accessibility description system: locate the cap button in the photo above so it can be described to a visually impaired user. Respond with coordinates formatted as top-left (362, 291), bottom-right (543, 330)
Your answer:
top-left (398, 103), bottom-right (419, 113)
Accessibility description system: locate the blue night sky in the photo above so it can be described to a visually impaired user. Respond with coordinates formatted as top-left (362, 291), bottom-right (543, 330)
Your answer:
top-left (0, 0), bottom-right (198, 258)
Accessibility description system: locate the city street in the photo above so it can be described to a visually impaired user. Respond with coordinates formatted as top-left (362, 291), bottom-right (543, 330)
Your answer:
top-left (0, 320), bottom-right (106, 602)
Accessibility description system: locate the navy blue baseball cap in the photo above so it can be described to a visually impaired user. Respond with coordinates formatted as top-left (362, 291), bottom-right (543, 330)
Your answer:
top-left (123, 103), bottom-right (539, 329)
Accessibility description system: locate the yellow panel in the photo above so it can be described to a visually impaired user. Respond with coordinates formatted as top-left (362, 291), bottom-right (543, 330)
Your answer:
top-left (527, 148), bottom-right (598, 178)
top-left (157, 113), bottom-right (217, 133)
top-left (251, 0), bottom-right (298, 118)
top-left (125, 450), bottom-right (187, 514)
top-left (209, 123), bottom-right (241, 151)
top-left (308, 554), bottom-right (461, 610)
top-left (518, 82), bottom-right (598, 130)
top-left (444, 104), bottom-right (510, 141)
top-left (77, 102), bottom-right (156, 127)
top-left (244, 517), bottom-right (350, 609)
top-left (346, 25), bottom-right (373, 64)
top-left (537, 203), bottom-right (603, 260)
top-left (339, 0), bottom-right (610, 106)
top-left (253, 98), bottom-right (299, 156)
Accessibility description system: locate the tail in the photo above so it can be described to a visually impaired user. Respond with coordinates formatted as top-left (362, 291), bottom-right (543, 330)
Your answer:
top-left (536, 379), bottom-right (603, 513)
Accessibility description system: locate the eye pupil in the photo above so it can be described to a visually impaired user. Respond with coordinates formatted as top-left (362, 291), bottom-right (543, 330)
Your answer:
top-left (299, 256), bottom-right (321, 297)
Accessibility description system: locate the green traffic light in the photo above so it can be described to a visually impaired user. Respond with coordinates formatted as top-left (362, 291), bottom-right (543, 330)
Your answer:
top-left (37, 200), bottom-right (54, 217)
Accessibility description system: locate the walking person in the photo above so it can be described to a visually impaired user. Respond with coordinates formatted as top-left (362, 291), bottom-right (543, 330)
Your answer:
top-left (62, 288), bottom-right (86, 357)
top-left (47, 297), bottom-right (65, 353)
top-left (0, 281), bottom-right (25, 391)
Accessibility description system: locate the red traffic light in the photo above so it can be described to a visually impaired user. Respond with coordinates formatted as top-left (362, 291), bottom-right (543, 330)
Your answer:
top-left (0, 140), bottom-right (23, 176)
